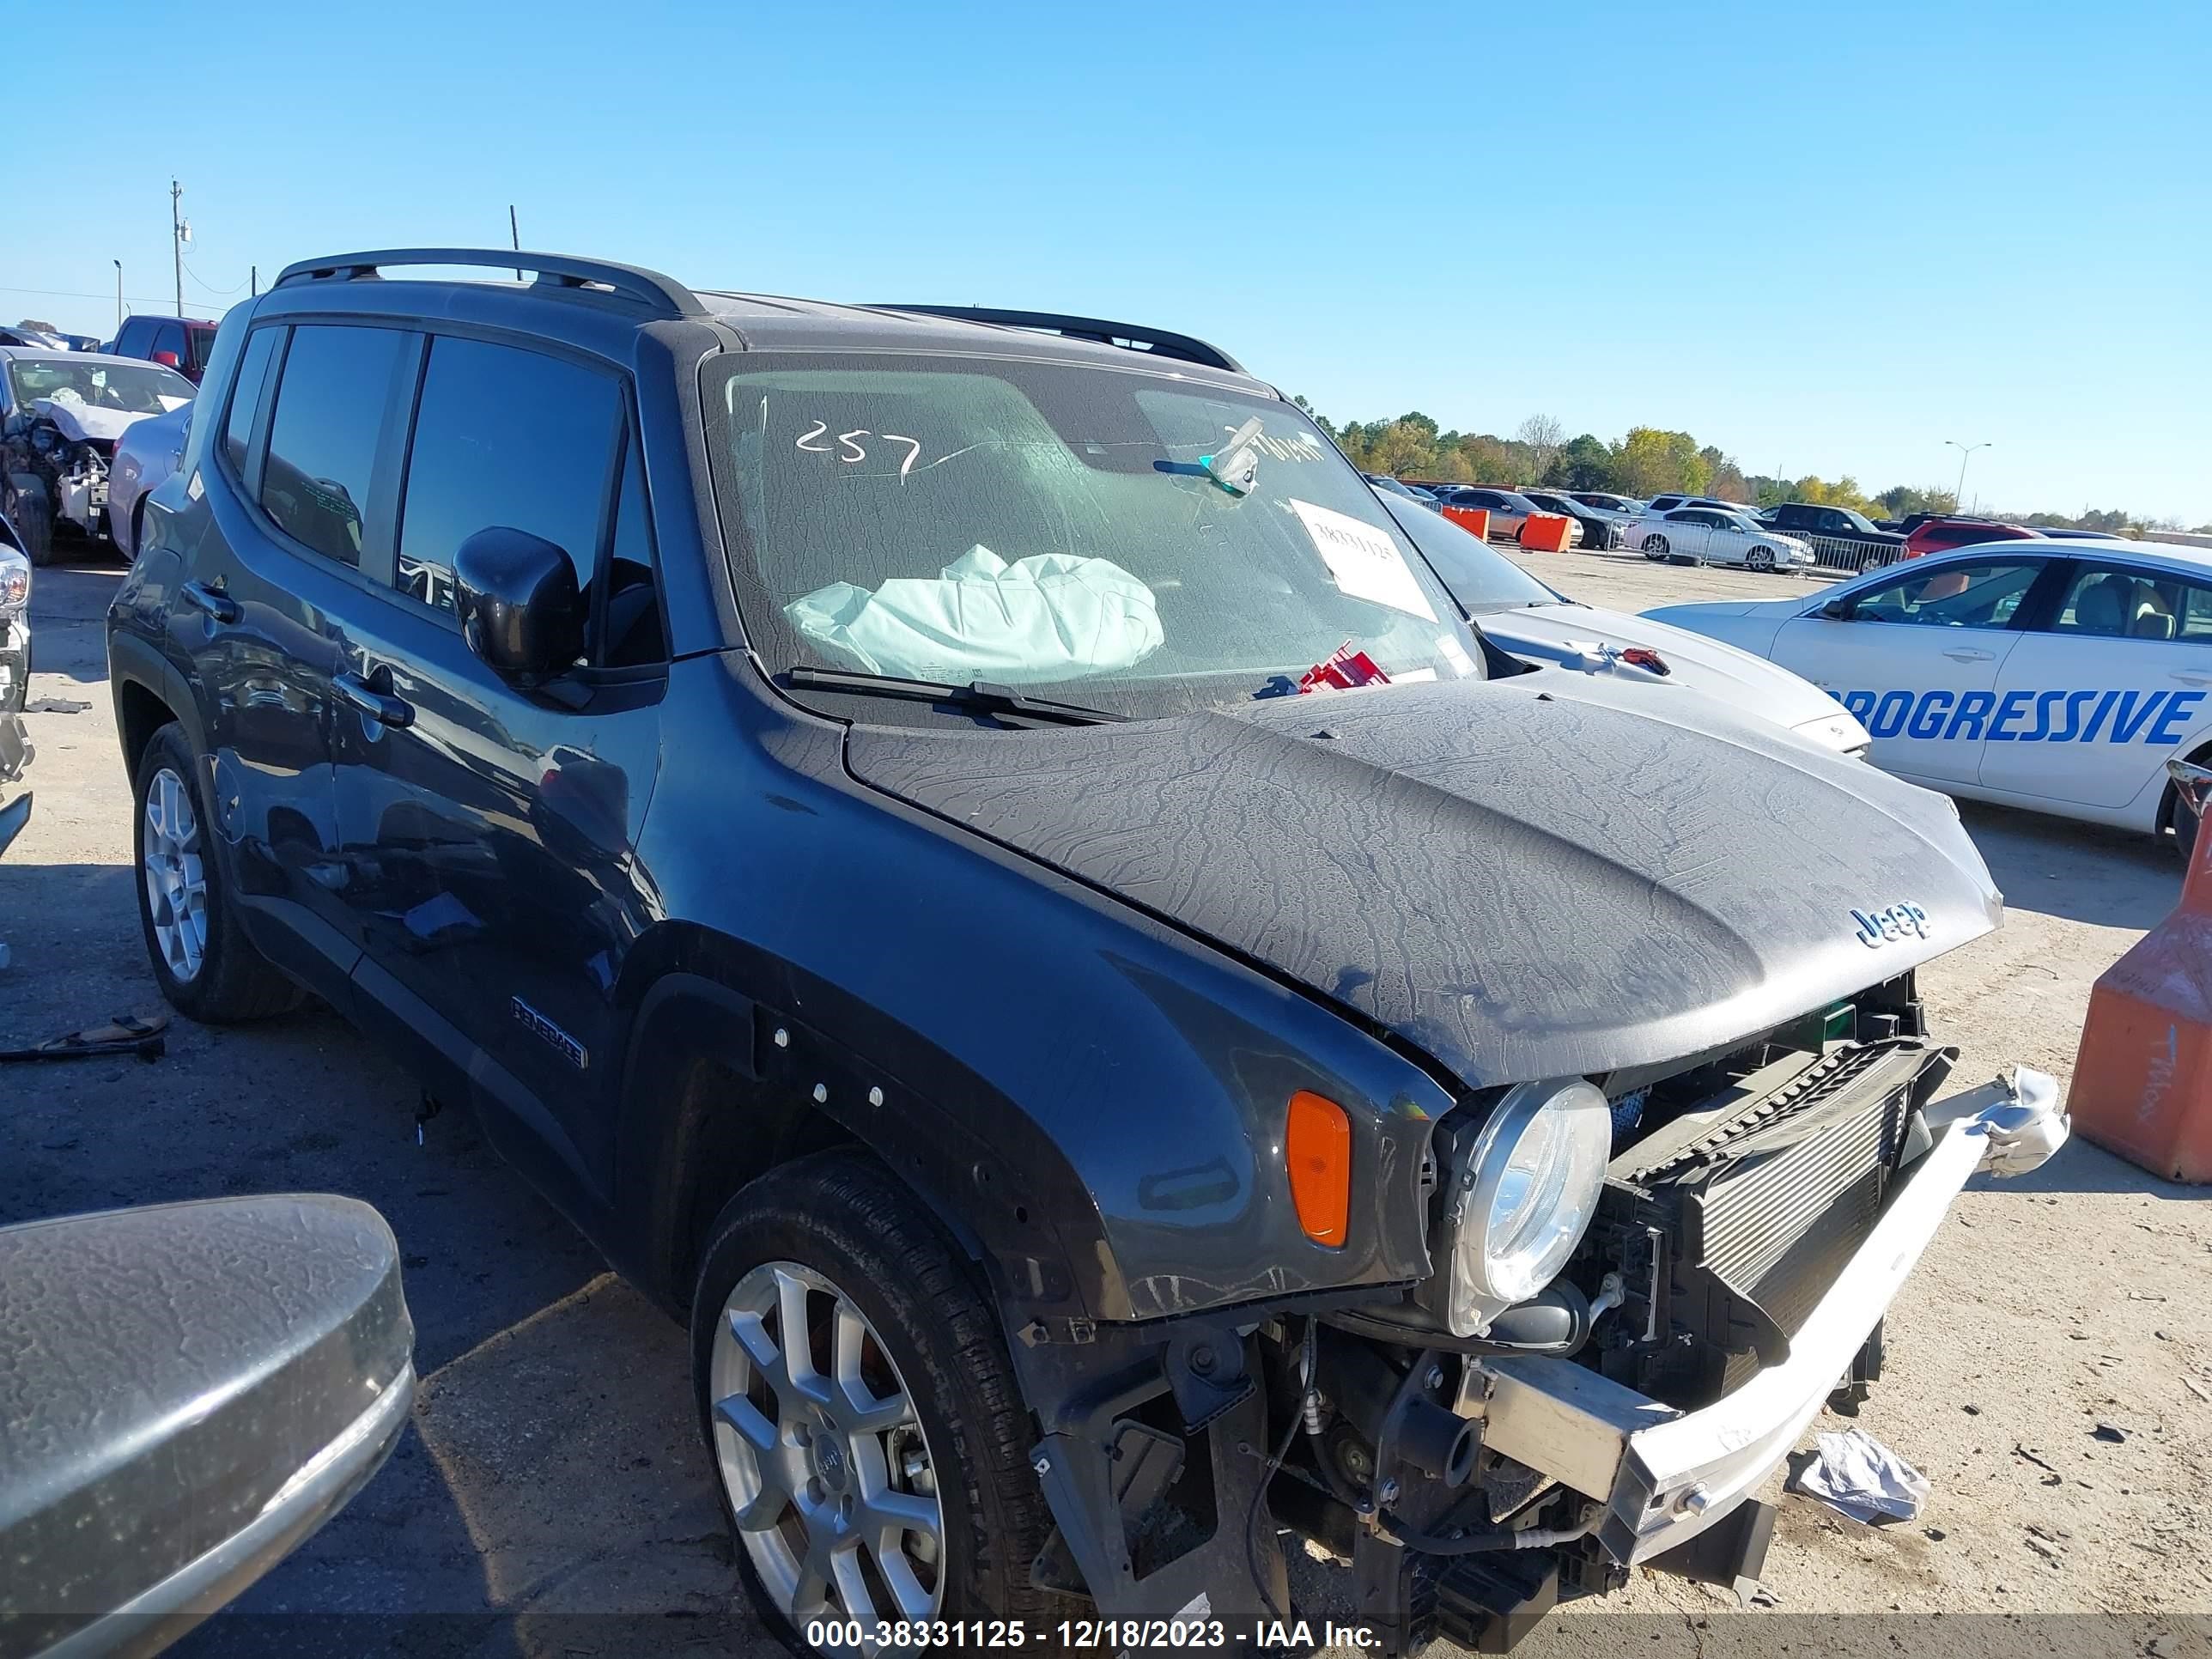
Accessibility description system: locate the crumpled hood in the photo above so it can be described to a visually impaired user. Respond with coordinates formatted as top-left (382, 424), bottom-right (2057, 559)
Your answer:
top-left (1482, 602), bottom-right (1841, 732)
top-left (30, 400), bottom-right (159, 445)
top-left (844, 669), bottom-right (2001, 1088)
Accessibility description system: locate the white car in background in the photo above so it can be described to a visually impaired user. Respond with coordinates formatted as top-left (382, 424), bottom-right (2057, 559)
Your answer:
top-left (1645, 539), bottom-right (2212, 848)
top-left (1631, 506), bottom-right (1814, 572)
top-left (107, 401), bottom-right (192, 558)
top-left (1376, 492), bottom-right (1869, 755)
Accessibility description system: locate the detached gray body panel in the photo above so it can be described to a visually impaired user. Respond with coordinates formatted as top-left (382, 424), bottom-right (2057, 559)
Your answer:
top-left (847, 668), bottom-right (2000, 1088)
top-left (0, 1194), bottom-right (415, 1658)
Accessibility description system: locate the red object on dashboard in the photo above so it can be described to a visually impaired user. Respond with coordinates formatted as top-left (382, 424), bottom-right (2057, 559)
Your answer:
top-left (1299, 642), bottom-right (1391, 693)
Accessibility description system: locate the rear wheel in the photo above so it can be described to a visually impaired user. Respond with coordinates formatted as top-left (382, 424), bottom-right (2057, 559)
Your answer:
top-left (132, 723), bottom-right (303, 1021)
top-left (692, 1152), bottom-right (1053, 1653)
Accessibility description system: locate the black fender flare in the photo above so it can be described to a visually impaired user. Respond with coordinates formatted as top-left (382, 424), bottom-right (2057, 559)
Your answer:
top-left (106, 625), bottom-right (205, 775)
top-left (608, 961), bottom-right (1102, 1340)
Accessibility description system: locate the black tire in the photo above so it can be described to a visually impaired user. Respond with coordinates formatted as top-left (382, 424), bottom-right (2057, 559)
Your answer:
top-left (691, 1152), bottom-right (1053, 1649)
top-left (6, 476), bottom-right (53, 568)
top-left (2167, 787), bottom-right (2202, 865)
top-left (1644, 533), bottom-right (1669, 560)
top-left (1747, 545), bottom-right (1776, 572)
top-left (131, 723), bottom-right (304, 1022)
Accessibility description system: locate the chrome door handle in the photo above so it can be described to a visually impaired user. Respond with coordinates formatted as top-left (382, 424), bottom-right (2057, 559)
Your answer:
top-left (334, 671), bottom-right (414, 730)
top-left (179, 580), bottom-right (240, 624)
top-left (1941, 647), bottom-right (1995, 662)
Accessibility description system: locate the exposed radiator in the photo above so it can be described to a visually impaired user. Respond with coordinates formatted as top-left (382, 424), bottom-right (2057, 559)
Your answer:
top-left (1605, 1040), bottom-right (1947, 1405)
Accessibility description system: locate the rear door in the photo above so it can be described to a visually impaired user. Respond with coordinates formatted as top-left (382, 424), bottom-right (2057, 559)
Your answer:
top-left (330, 329), bottom-right (670, 1198)
top-left (1657, 509), bottom-right (1713, 559)
top-left (1768, 554), bottom-right (2054, 782)
top-left (174, 319), bottom-right (417, 1002)
top-left (1978, 558), bottom-right (2212, 809)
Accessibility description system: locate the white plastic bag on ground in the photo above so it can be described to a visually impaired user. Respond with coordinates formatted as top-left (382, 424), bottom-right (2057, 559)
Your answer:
top-left (1790, 1425), bottom-right (1929, 1523)
top-left (786, 546), bottom-right (1162, 684)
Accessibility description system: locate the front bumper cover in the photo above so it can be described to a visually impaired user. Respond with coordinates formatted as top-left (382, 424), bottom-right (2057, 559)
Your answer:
top-left (1461, 1069), bottom-right (2066, 1565)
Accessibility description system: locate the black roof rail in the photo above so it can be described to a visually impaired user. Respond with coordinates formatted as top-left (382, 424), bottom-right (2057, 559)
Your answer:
top-left (271, 249), bottom-right (708, 319)
top-left (872, 305), bottom-right (1244, 374)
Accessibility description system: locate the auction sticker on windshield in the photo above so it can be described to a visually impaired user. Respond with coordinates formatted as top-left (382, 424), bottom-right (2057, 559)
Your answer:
top-left (1289, 499), bottom-right (1438, 623)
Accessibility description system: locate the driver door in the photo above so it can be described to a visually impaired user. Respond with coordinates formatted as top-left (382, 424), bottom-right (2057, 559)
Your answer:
top-left (1769, 556), bottom-right (2054, 782)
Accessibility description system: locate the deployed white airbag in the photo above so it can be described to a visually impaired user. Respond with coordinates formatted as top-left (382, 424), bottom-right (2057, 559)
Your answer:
top-left (787, 546), bottom-right (1163, 684)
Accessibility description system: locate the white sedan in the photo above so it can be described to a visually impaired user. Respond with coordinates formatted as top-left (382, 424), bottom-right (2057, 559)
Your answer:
top-left (1645, 539), bottom-right (2212, 848)
top-left (1631, 507), bottom-right (1814, 572)
top-left (1375, 492), bottom-right (1870, 755)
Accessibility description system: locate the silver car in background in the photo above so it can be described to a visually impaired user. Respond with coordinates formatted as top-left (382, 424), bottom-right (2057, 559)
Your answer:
top-left (1632, 506), bottom-right (1815, 572)
top-left (108, 401), bottom-right (192, 559)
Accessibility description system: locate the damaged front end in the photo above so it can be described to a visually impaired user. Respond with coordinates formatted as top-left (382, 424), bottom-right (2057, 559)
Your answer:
top-left (7, 411), bottom-right (117, 541)
top-left (1017, 979), bottom-right (2066, 1653)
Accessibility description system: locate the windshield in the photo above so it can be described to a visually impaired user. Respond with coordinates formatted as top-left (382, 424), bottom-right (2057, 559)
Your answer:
top-left (1374, 490), bottom-right (1560, 611)
top-left (8, 356), bottom-right (192, 415)
top-left (707, 356), bottom-right (1486, 721)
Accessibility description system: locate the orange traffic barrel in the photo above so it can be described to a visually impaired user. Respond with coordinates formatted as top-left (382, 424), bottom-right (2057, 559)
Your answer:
top-left (1521, 513), bottom-right (1573, 553)
top-left (1443, 506), bottom-right (1491, 541)
top-left (2069, 758), bottom-right (2212, 1181)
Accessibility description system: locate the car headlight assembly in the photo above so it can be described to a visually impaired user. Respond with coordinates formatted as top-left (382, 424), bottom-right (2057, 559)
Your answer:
top-left (1419, 1079), bottom-right (1612, 1336)
top-left (0, 548), bottom-right (28, 616)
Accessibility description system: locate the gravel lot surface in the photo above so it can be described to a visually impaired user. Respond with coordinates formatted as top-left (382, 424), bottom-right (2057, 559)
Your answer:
top-left (3, 545), bottom-right (2205, 1659)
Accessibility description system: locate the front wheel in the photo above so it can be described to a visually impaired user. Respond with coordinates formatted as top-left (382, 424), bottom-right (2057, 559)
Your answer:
top-left (692, 1152), bottom-right (1054, 1651)
top-left (5, 476), bottom-right (52, 568)
top-left (1644, 533), bottom-right (1669, 560)
top-left (1746, 545), bottom-right (1776, 572)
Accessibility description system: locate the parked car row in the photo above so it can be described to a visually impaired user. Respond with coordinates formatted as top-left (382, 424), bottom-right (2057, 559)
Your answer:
top-left (1361, 477), bottom-right (2080, 576)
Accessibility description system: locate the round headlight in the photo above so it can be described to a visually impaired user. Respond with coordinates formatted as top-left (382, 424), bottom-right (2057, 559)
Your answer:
top-left (1427, 1079), bottom-right (1612, 1332)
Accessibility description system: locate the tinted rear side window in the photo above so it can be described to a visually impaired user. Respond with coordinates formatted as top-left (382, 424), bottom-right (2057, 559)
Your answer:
top-left (223, 327), bottom-right (283, 477)
top-left (397, 336), bottom-right (619, 618)
top-left (261, 324), bottom-right (410, 568)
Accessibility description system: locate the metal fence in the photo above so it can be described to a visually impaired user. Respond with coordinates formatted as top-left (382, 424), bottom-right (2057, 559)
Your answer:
top-left (1786, 534), bottom-right (1907, 576)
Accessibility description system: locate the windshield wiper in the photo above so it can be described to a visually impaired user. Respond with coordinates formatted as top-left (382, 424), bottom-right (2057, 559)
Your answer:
top-left (785, 665), bottom-right (1129, 726)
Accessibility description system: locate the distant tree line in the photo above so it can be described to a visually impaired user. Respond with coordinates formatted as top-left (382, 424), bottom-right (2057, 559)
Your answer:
top-left (1295, 400), bottom-right (2206, 536)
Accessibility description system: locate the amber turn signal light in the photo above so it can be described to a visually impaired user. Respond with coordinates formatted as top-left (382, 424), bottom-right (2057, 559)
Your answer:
top-left (1286, 1091), bottom-right (1351, 1247)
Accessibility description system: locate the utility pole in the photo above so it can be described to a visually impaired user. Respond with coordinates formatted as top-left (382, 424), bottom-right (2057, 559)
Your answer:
top-left (170, 179), bottom-right (185, 318)
top-left (510, 205), bottom-right (521, 280)
top-left (1946, 440), bottom-right (1990, 514)
top-left (251, 265), bottom-right (258, 297)
top-left (112, 260), bottom-right (124, 331)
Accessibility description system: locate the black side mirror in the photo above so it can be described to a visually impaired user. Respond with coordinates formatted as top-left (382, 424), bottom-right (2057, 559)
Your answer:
top-left (454, 527), bottom-right (586, 683)
top-left (1820, 598), bottom-right (1854, 620)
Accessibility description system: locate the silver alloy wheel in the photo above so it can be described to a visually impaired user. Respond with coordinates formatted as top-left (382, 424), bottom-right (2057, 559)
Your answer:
top-left (1747, 545), bottom-right (1775, 571)
top-left (711, 1260), bottom-right (944, 1648)
top-left (143, 766), bottom-right (208, 982)
top-left (1646, 533), bottom-right (1669, 559)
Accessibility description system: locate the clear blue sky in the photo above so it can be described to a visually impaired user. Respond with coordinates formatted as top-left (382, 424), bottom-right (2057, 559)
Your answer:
top-left (11, 0), bottom-right (2208, 522)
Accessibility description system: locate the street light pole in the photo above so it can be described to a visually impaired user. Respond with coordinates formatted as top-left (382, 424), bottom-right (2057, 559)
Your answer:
top-left (1946, 440), bottom-right (1991, 514)
top-left (170, 179), bottom-right (185, 319)
top-left (112, 260), bottom-right (124, 332)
